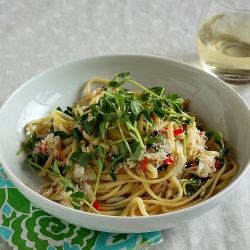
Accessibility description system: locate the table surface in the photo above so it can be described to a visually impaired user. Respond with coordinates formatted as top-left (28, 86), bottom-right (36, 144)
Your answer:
top-left (1, 1), bottom-right (250, 249)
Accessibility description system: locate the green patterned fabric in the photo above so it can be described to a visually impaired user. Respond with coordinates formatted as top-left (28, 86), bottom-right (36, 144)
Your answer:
top-left (0, 164), bottom-right (162, 250)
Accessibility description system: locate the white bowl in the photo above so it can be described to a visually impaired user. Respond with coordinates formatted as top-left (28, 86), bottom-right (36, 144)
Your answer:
top-left (1, 54), bottom-right (250, 233)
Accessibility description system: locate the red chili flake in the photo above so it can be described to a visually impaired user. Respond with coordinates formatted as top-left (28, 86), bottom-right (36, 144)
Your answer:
top-left (141, 159), bottom-right (149, 172)
top-left (186, 162), bottom-right (196, 168)
top-left (173, 128), bottom-right (184, 136)
top-left (93, 201), bottom-right (101, 211)
top-left (152, 113), bottom-right (156, 121)
top-left (163, 157), bottom-right (174, 165)
top-left (199, 131), bottom-right (205, 136)
top-left (56, 150), bottom-right (62, 158)
top-left (215, 160), bottom-right (220, 168)
top-left (38, 145), bottom-right (48, 152)
top-left (182, 124), bottom-right (187, 131)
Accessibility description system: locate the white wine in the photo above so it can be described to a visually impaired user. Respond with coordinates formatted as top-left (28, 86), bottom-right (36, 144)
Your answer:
top-left (196, 13), bottom-right (250, 81)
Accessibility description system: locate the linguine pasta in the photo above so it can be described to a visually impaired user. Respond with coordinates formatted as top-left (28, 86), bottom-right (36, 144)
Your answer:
top-left (18, 72), bottom-right (238, 216)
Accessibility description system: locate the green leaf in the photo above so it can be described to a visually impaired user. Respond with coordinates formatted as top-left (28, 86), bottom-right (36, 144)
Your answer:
top-left (188, 178), bottom-right (202, 188)
top-left (147, 134), bottom-right (165, 144)
top-left (61, 179), bottom-right (75, 191)
top-left (153, 108), bottom-right (165, 118)
top-left (117, 72), bottom-right (131, 79)
top-left (205, 130), bottom-right (224, 147)
top-left (96, 113), bottom-right (104, 122)
top-left (183, 176), bottom-right (202, 196)
top-left (84, 118), bottom-right (96, 134)
top-left (130, 142), bottom-right (142, 161)
top-left (184, 119), bottom-right (192, 125)
top-left (108, 171), bottom-right (117, 181)
top-left (120, 110), bottom-right (131, 123)
top-left (107, 80), bottom-right (124, 90)
top-left (111, 154), bottom-right (125, 164)
top-left (165, 93), bottom-right (184, 112)
top-left (70, 151), bottom-right (94, 166)
top-left (163, 98), bottom-right (173, 109)
top-left (67, 106), bottom-right (73, 112)
top-left (100, 122), bottom-right (107, 140)
top-left (153, 99), bottom-right (162, 109)
top-left (173, 103), bottom-right (183, 114)
top-left (219, 147), bottom-right (229, 157)
top-left (118, 141), bottom-right (129, 155)
top-left (65, 164), bottom-right (72, 173)
top-left (27, 153), bottom-right (47, 170)
top-left (54, 131), bottom-right (72, 140)
top-left (167, 92), bottom-right (184, 102)
top-left (129, 114), bottom-right (138, 125)
top-left (150, 87), bottom-right (165, 97)
top-left (64, 109), bottom-right (73, 117)
top-left (99, 97), bottom-right (112, 113)
top-left (117, 88), bottom-right (127, 95)
top-left (170, 116), bottom-right (183, 124)
top-left (73, 128), bottom-right (81, 143)
top-left (114, 93), bottom-right (125, 110)
top-left (89, 104), bottom-right (98, 116)
top-left (147, 143), bottom-right (159, 151)
top-left (94, 145), bottom-right (106, 158)
top-left (107, 154), bottom-right (125, 181)
top-left (138, 92), bottom-right (151, 101)
top-left (27, 132), bottom-right (37, 150)
top-left (131, 101), bottom-right (140, 115)
top-left (51, 159), bottom-right (61, 176)
top-left (50, 124), bottom-right (54, 133)
top-left (218, 158), bottom-right (225, 168)
top-left (69, 199), bottom-right (81, 210)
top-left (187, 190), bottom-right (196, 196)
top-left (142, 109), bottom-right (153, 126)
top-left (122, 92), bottom-right (136, 100)
top-left (104, 114), bottom-right (117, 123)
top-left (70, 191), bottom-right (85, 201)
top-left (94, 124), bottom-right (101, 138)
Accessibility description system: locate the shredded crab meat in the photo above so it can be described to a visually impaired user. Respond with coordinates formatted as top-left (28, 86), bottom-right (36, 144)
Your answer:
top-left (191, 153), bottom-right (217, 178)
top-left (72, 164), bottom-right (85, 182)
top-left (83, 183), bottom-right (95, 202)
top-left (186, 128), bottom-right (207, 157)
top-left (34, 133), bottom-right (62, 157)
top-left (133, 138), bottom-right (174, 169)
top-left (40, 179), bottom-right (71, 207)
top-left (71, 165), bottom-right (95, 184)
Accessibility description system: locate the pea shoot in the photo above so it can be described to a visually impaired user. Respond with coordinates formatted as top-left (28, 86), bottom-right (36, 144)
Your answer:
top-left (73, 72), bottom-right (194, 181)
top-left (20, 72), bottom-right (195, 213)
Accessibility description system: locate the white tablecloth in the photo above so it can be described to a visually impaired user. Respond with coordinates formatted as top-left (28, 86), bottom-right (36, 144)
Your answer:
top-left (1, 1), bottom-right (250, 249)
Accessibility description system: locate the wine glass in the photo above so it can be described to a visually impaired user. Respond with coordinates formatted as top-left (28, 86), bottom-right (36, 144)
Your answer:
top-left (196, 0), bottom-right (250, 82)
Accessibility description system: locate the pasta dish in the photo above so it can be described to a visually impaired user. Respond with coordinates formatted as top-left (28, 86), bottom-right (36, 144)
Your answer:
top-left (18, 72), bottom-right (238, 216)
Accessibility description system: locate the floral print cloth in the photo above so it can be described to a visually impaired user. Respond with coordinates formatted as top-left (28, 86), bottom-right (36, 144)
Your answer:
top-left (0, 164), bottom-right (162, 250)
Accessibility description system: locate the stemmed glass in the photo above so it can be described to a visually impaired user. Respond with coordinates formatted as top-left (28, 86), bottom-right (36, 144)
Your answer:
top-left (196, 0), bottom-right (250, 82)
